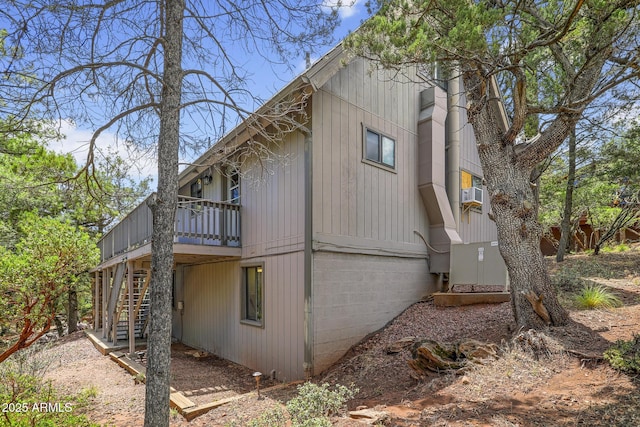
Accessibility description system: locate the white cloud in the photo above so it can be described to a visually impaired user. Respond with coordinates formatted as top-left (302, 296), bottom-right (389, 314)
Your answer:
top-left (323, 0), bottom-right (365, 19)
top-left (48, 120), bottom-right (157, 185)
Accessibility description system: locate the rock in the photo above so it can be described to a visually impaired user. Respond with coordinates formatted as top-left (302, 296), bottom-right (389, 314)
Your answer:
top-left (348, 408), bottom-right (390, 425)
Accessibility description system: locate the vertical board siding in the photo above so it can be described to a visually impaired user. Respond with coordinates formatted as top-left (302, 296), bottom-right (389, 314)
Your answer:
top-left (313, 57), bottom-right (429, 247)
top-left (181, 251), bottom-right (305, 381)
top-left (456, 102), bottom-right (498, 244)
top-left (179, 128), bottom-right (307, 381)
top-left (241, 131), bottom-right (306, 257)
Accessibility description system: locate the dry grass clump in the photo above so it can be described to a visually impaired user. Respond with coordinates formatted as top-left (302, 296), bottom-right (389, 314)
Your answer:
top-left (445, 331), bottom-right (568, 401)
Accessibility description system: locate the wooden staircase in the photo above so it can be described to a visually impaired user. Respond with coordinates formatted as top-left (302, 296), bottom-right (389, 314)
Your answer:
top-left (108, 268), bottom-right (151, 342)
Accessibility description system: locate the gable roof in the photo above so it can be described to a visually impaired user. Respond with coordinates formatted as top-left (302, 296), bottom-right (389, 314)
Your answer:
top-left (179, 43), bottom-right (348, 183)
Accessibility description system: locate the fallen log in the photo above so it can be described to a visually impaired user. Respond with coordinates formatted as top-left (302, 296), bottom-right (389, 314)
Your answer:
top-left (408, 339), bottom-right (498, 376)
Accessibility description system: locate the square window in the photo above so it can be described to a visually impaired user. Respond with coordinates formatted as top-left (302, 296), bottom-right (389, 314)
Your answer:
top-left (364, 127), bottom-right (396, 169)
top-left (242, 266), bottom-right (263, 325)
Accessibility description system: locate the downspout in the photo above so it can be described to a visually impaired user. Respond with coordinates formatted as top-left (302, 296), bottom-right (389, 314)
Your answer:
top-left (447, 73), bottom-right (461, 231)
top-left (303, 128), bottom-right (314, 379)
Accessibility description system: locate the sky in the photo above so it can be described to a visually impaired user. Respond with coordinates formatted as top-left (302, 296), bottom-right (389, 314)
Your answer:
top-left (49, 1), bottom-right (368, 186)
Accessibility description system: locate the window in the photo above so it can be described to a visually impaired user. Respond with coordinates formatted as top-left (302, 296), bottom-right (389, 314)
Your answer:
top-left (190, 178), bottom-right (203, 198)
top-left (417, 62), bottom-right (448, 90)
top-left (242, 265), bottom-right (263, 325)
top-left (228, 171), bottom-right (240, 204)
top-left (364, 128), bottom-right (396, 169)
top-left (224, 169), bottom-right (240, 204)
top-left (461, 170), bottom-right (483, 189)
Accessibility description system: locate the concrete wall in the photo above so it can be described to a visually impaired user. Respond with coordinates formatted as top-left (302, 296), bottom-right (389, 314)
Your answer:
top-left (311, 251), bottom-right (434, 374)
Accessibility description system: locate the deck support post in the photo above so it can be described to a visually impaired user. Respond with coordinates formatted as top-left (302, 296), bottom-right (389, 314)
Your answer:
top-left (102, 268), bottom-right (109, 339)
top-left (94, 271), bottom-right (100, 331)
top-left (128, 260), bottom-right (135, 355)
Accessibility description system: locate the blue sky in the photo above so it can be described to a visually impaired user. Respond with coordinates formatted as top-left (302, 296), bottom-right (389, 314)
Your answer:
top-left (49, 1), bottom-right (368, 185)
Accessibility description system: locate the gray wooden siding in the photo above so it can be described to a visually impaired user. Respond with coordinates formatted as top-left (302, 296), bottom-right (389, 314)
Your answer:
top-left (241, 131), bottom-right (306, 259)
top-left (312, 251), bottom-right (434, 374)
top-left (454, 101), bottom-right (498, 244)
top-left (179, 171), bottom-right (223, 201)
top-left (180, 251), bottom-right (305, 381)
top-left (312, 57), bottom-right (430, 250)
top-left (176, 129), bottom-right (307, 381)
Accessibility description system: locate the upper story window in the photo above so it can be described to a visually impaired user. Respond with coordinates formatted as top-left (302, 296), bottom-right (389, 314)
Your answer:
top-left (227, 171), bottom-right (240, 204)
top-left (364, 127), bottom-right (396, 170)
top-left (190, 178), bottom-right (203, 198)
top-left (461, 170), bottom-right (483, 189)
top-left (417, 62), bottom-right (448, 90)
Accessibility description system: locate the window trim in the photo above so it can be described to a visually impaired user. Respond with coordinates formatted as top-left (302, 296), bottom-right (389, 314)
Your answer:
top-left (460, 170), bottom-right (484, 212)
top-left (362, 125), bottom-right (397, 172)
top-left (224, 168), bottom-right (241, 204)
top-left (240, 263), bottom-right (264, 327)
top-left (190, 178), bottom-right (203, 199)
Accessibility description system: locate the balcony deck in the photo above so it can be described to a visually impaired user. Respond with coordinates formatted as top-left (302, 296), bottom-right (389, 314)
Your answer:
top-left (97, 195), bottom-right (241, 268)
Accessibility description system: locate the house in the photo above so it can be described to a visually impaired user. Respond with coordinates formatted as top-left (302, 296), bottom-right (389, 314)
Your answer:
top-left (91, 43), bottom-right (503, 381)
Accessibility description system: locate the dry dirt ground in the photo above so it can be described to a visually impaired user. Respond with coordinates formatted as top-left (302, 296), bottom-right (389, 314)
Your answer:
top-left (38, 247), bottom-right (640, 426)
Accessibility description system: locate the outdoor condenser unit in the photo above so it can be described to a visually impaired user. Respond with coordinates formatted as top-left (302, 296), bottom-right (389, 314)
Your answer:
top-left (461, 187), bottom-right (483, 205)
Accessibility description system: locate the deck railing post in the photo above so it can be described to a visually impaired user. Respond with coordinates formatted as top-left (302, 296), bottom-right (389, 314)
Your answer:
top-left (221, 203), bottom-right (228, 245)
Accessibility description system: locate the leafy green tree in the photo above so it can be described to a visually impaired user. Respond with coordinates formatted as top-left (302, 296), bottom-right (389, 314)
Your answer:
top-left (540, 121), bottom-right (640, 256)
top-left (346, 0), bottom-right (640, 329)
top-left (0, 214), bottom-right (99, 363)
top-left (0, 132), bottom-right (76, 248)
top-left (0, 129), bottom-right (149, 333)
top-left (592, 122), bottom-right (640, 253)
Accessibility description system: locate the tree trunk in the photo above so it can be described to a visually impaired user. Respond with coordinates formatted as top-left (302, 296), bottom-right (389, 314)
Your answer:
top-left (556, 131), bottom-right (576, 262)
top-left (463, 75), bottom-right (570, 330)
top-left (54, 314), bottom-right (65, 337)
top-left (67, 286), bottom-right (78, 334)
top-left (144, 1), bottom-right (183, 426)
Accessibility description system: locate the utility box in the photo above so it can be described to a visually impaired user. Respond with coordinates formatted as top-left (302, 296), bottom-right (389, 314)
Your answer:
top-left (449, 241), bottom-right (508, 289)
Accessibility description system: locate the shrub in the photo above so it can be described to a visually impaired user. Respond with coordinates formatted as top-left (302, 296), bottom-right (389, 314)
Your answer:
top-left (604, 335), bottom-right (640, 374)
top-left (601, 243), bottom-right (630, 253)
top-left (0, 349), bottom-right (98, 427)
top-left (286, 382), bottom-right (358, 427)
top-left (246, 406), bottom-right (286, 427)
top-left (574, 284), bottom-right (622, 309)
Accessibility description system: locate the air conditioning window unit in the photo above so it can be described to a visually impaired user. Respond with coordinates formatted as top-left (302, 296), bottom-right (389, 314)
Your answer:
top-left (461, 187), bottom-right (483, 205)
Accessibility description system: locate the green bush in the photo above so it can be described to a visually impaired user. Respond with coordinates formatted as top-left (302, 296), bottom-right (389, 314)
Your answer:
top-left (286, 382), bottom-right (358, 427)
top-left (574, 284), bottom-right (622, 309)
top-left (246, 406), bottom-right (287, 427)
top-left (0, 350), bottom-right (98, 427)
top-left (600, 243), bottom-right (630, 253)
top-left (604, 335), bottom-right (640, 374)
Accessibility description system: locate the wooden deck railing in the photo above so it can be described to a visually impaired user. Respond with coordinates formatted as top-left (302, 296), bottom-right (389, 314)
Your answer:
top-left (98, 194), bottom-right (241, 263)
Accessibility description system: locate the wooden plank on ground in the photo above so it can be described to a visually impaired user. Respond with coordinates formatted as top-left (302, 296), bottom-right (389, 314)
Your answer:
top-left (181, 381), bottom-right (302, 421)
top-left (109, 352), bottom-right (147, 377)
top-left (85, 331), bottom-right (110, 355)
top-left (182, 395), bottom-right (245, 421)
top-left (170, 392), bottom-right (197, 411)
